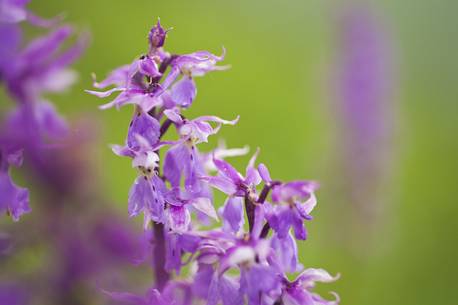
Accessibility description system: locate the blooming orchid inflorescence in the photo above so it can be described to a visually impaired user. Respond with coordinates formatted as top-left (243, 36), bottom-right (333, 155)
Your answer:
top-left (88, 20), bottom-right (339, 305)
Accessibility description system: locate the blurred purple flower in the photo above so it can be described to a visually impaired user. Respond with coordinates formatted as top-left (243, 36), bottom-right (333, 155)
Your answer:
top-left (0, 148), bottom-right (30, 221)
top-left (336, 5), bottom-right (394, 221)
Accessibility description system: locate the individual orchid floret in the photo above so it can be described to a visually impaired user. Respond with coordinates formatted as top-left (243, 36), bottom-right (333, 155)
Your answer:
top-left (128, 173), bottom-right (167, 228)
top-left (197, 230), bottom-right (280, 305)
top-left (278, 268), bottom-right (340, 305)
top-left (148, 19), bottom-right (167, 50)
top-left (0, 147), bottom-right (30, 221)
top-left (163, 187), bottom-right (218, 234)
top-left (87, 56), bottom-right (163, 111)
top-left (163, 110), bottom-right (238, 191)
top-left (127, 109), bottom-right (161, 151)
top-left (265, 180), bottom-right (318, 240)
top-left (161, 48), bottom-right (227, 89)
top-left (164, 109), bottom-right (239, 144)
top-left (203, 149), bottom-right (261, 200)
top-left (125, 146), bottom-right (167, 227)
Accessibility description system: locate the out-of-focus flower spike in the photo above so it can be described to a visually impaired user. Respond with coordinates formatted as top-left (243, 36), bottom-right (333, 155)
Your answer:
top-left (19, 26), bottom-right (73, 62)
top-left (25, 11), bottom-right (65, 27)
top-left (49, 30), bottom-right (90, 71)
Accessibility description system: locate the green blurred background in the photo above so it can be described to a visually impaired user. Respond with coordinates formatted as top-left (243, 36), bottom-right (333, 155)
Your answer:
top-left (27, 0), bottom-right (458, 304)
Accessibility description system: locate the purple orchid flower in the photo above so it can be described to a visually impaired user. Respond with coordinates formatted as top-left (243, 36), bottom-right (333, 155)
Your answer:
top-left (87, 22), bottom-right (226, 112)
top-left (202, 149), bottom-right (261, 199)
top-left (260, 163), bottom-right (319, 240)
top-left (279, 268), bottom-right (340, 305)
top-left (163, 109), bottom-right (239, 192)
top-left (164, 187), bottom-right (218, 234)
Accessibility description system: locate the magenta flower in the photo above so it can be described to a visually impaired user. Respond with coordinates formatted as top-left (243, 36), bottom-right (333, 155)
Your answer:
top-left (279, 269), bottom-right (340, 305)
top-left (202, 149), bottom-right (261, 199)
top-left (266, 180), bottom-right (319, 240)
top-left (88, 19), bottom-right (340, 305)
top-left (87, 22), bottom-right (226, 112)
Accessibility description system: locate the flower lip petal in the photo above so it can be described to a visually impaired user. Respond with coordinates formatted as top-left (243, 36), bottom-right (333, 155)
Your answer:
top-left (212, 158), bottom-right (243, 183)
top-left (85, 87), bottom-right (124, 98)
top-left (258, 163), bottom-right (272, 183)
top-left (200, 175), bottom-right (237, 195)
top-left (297, 268), bottom-right (340, 286)
top-left (192, 197), bottom-right (218, 220)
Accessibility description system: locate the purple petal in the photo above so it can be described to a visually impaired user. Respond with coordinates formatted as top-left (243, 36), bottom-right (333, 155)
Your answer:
top-left (192, 197), bottom-right (218, 220)
top-left (292, 214), bottom-right (307, 240)
top-left (194, 115), bottom-right (239, 126)
top-left (165, 205), bottom-right (191, 233)
top-left (258, 163), bottom-right (272, 183)
top-left (219, 196), bottom-right (244, 233)
top-left (164, 108), bottom-right (183, 124)
top-left (242, 265), bottom-right (280, 304)
top-left (127, 111), bottom-right (160, 150)
top-left (92, 65), bottom-right (130, 89)
top-left (164, 143), bottom-right (192, 187)
top-left (295, 193), bottom-right (317, 218)
top-left (0, 24), bottom-right (21, 75)
top-left (218, 276), bottom-right (243, 305)
top-left (267, 207), bottom-right (296, 239)
top-left (213, 158), bottom-right (243, 183)
top-left (128, 176), bottom-right (164, 223)
top-left (35, 101), bottom-right (68, 138)
top-left (193, 265), bottom-right (214, 299)
top-left (297, 268), bottom-right (340, 287)
top-left (148, 20), bottom-right (167, 49)
top-left (138, 56), bottom-right (161, 77)
top-left (271, 232), bottom-right (302, 273)
top-left (85, 87), bottom-right (124, 98)
top-left (0, 0), bottom-right (29, 23)
top-left (20, 26), bottom-right (72, 64)
top-left (165, 233), bottom-right (182, 273)
top-left (201, 175), bottom-right (237, 195)
top-left (111, 144), bottom-right (135, 158)
top-left (170, 77), bottom-right (196, 108)
top-left (244, 166), bottom-right (261, 187)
